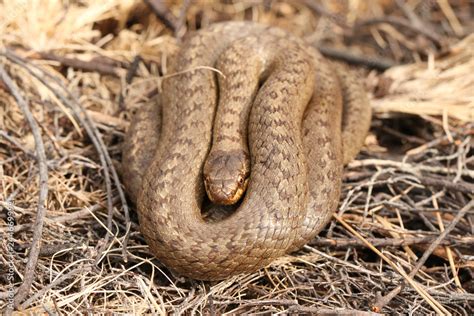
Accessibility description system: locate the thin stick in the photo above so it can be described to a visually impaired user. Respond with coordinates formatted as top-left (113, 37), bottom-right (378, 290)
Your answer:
top-left (289, 306), bottom-right (383, 316)
top-left (1, 51), bottom-right (113, 244)
top-left (175, 0), bottom-right (191, 38)
top-left (299, 0), bottom-right (349, 29)
top-left (2, 50), bottom-right (130, 261)
top-left (143, 0), bottom-right (178, 32)
top-left (354, 16), bottom-right (444, 48)
top-left (36, 51), bottom-right (123, 77)
top-left (0, 65), bottom-right (49, 308)
top-left (437, 0), bottom-right (464, 36)
top-left (317, 45), bottom-right (396, 71)
top-left (406, 124), bottom-right (472, 157)
top-left (310, 236), bottom-right (473, 248)
top-left (348, 159), bottom-right (474, 178)
top-left (335, 215), bottom-right (451, 315)
top-left (418, 176), bottom-right (474, 195)
top-left (411, 199), bottom-right (473, 278)
top-left (19, 265), bottom-right (92, 309)
top-left (0, 130), bottom-right (36, 158)
top-left (372, 199), bottom-right (473, 311)
top-left (432, 197), bottom-right (463, 290)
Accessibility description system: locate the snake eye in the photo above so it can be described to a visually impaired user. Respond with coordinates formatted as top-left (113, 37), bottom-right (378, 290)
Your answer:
top-left (238, 176), bottom-right (244, 184)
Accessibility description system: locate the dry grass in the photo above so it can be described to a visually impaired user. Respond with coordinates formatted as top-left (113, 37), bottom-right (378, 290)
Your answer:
top-left (0, 0), bottom-right (473, 314)
top-left (371, 34), bottom-right (474, 123)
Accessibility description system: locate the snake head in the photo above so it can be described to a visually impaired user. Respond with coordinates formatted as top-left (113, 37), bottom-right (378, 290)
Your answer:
top-left (203, 149), bottom-right (250, 205)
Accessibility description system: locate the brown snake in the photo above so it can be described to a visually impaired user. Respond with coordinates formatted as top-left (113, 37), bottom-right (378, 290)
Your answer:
top-left (122, 22), bottom-right (371, 280)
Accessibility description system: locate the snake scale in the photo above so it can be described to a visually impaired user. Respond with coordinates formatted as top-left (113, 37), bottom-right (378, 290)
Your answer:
top-left (122, 22), bottom-right (371, 280)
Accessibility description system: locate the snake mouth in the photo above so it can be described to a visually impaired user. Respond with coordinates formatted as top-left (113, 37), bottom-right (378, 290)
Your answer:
top-left (204, 177), bottom-right (249, 206)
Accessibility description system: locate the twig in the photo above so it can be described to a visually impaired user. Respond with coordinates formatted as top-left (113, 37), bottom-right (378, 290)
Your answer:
top-left (19, 265), bottom-right (92, 309)
top-left (418, 176), bottom-right (474, 195)
top-left (0, 130), bottom-right (36, 158)
top-left (175, 0), bottom-right (191, 38)
top-left (348, 159), bottom-right (474, 178)
top-left (0, 197), bottom-right (126, 244)
top-left (354, 16), bottom-right (444, 48)
top-left (21, 57), bottom-right (115, 255)
top-left (118, 55), bottom-right (142, 110)
top-left (394, 0), bottom-right (441, 43)
top-left (299, 0), bottom-right (350, 30)
top-left (378, 125), bottom-right (426, 145)
top-left (335, 215), bottom-right (451, 315)
top-left (406, 125), bottom-right (472, 157)
top-left (36, 51), bottom-right (124, 77)
top-left (143, 0), bottom-right (178, 32)
top-left (0, 52), bottom-right (114, 236)
top-left (437, 0), bottom-right (464, 36)
top-left (214, 299), bottom-right (298, 307)
top-left (317, 45), bottom-right (396, 71)
top-left (310, 236), bottom-right (473, 248)
top-left (0, 65), bottom-right (49, 309)
top-left (304, 246), bottom-right (381, 277)
top-left (372, 199), bottom-right (474, 312)
top-left (432, 197), bottom-right (463, 290)
top-left (1, 50), bottom-right (130, 262)
top-left (289, 306), bottom-right (383, 316)
top-left (53, 196), bottom-right (120, 224)
top-left (411, 199), bottom-right (473, 278)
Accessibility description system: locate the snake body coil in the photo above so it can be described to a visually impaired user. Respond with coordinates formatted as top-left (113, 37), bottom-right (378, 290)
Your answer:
top-left (122, 22), bottom-right (371, 280)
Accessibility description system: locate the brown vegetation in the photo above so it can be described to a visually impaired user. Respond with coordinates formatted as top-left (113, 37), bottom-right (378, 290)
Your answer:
top-left (0, 0), bottom-right (473, 314)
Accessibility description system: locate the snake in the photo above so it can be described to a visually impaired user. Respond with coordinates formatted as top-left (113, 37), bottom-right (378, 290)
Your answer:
top-left (122, 21), bottom-right (371, 280)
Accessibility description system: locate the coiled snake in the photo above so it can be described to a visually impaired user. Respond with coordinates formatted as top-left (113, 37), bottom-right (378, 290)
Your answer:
top-left (122, 22), bottom-right (371, 280)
